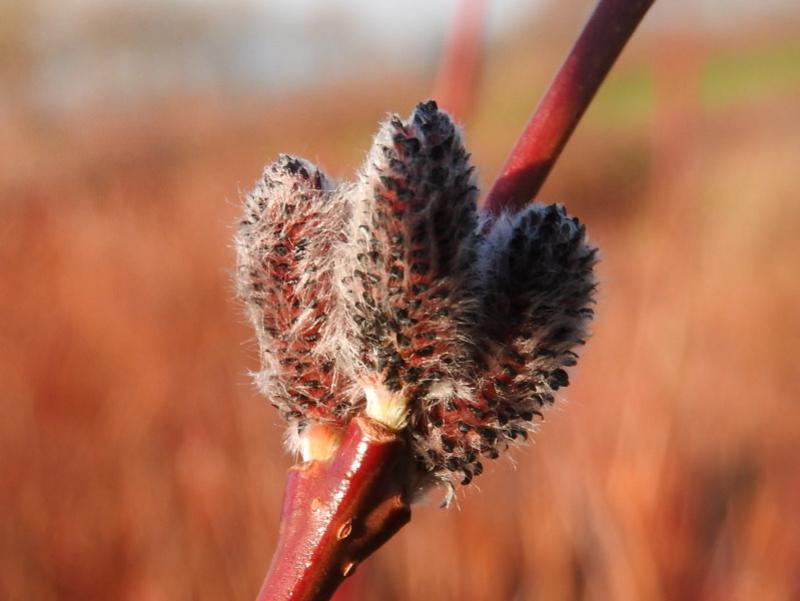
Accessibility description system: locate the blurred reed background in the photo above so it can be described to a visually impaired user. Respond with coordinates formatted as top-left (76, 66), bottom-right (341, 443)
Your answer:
top-left (1, 1), bottom-right (799, 599)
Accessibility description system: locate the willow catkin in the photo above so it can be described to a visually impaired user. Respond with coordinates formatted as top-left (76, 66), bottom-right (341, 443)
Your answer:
top-left (236, 101), bottom-right (597, 494)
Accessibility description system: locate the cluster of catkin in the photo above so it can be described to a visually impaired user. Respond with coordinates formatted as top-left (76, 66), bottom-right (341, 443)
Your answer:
top-left (236, 101), bottom-right (596, 492)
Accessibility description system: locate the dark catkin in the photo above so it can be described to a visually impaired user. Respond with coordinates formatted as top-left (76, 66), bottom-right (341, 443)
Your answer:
top-left (335, 100), bottom-right (480, 454)
top-left (236, 101), bottom-right (597, 497)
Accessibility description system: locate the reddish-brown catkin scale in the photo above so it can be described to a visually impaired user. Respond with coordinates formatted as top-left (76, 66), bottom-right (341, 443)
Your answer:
top-left (236, 101), bottom-right (597, 494)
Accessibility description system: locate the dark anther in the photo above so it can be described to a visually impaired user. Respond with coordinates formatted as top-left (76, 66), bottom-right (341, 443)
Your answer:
top-left (414, 345), bottom-right (435, 358)
top-left (478, 426), bottom-right (497, 442)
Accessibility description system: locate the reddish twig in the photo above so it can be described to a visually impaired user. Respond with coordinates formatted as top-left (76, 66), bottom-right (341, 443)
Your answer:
top-left (483, 0), bottom-right (656, 215)
top-left (256, 418), bottom-right (412, 601)
top-left (432, 0), bottom-right (487, 122)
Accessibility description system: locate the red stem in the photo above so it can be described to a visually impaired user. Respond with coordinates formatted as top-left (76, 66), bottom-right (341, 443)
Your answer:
top-left (483, 0), bottom-right (656, 215)
top-left (256, 418), bottom-right (412, 601)
top-left (433, 0), bottom-right (488, 122)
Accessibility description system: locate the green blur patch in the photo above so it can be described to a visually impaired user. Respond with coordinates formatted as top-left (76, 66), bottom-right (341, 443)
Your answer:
top-left (701, 40), bottom-right (800, 110)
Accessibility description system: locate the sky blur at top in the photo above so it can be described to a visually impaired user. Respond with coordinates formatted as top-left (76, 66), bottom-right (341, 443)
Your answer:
top-left (3, 0), bottom-right (798, 113)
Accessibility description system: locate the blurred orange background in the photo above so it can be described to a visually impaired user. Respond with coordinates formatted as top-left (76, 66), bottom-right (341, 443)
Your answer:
top-left (1, 1), bottom-right (799, 599)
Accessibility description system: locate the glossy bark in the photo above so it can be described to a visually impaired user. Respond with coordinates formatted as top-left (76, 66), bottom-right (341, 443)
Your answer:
top-left (256, 418), bottom-right (412, 601)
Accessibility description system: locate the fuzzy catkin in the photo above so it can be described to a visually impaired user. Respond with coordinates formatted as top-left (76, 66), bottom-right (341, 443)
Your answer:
top-left (236, 101), bottom-right (597, 490)
top-left (336, 101), bottom-right (480, 435)
top-left (235, 156), bottom-right (354, 431)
